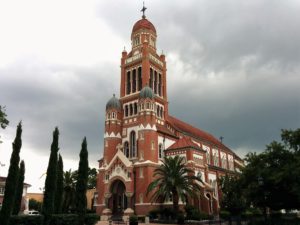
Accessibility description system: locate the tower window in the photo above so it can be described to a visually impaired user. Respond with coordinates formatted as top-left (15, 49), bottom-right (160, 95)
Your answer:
top-left (129, 104), bottom-right (133, 116)
top-left (138, 67), bottom-right (142, 91)
top-left (125, 105), bottom-right (128, 117)
top-left (154, 70), bottom-right (157, 94)
top-left (126, 71), bottom-right (131, 94)
top-left (132, 69), bottom-right (136, 93)
top-left (158, 73), bottom-right (162, 96)
top-left (149, 68), bottom-right (153, 89)
top-left (134, 36), bottom-right (140, 46)
top-left (130, 131), bottom-right (136, 158)
top-left (134, 103), bottom-right (138, 115)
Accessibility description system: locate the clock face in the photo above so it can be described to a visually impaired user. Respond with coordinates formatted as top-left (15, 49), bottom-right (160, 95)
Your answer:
top-left (133, 50), bottom-right (140, 55)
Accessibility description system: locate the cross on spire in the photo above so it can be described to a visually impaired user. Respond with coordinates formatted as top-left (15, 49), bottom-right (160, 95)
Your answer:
top-left (141, 1), bottom-right (147, 18)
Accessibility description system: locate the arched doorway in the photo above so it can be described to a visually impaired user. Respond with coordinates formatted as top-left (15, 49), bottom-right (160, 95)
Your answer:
top-left (110, 179), bottom-right (127, 215)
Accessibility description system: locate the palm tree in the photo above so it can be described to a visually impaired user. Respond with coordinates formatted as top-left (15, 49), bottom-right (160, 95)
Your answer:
top-left (62, 169), bottom-right (76, 212)
top-left (146, 155), bottom-right (203, 214)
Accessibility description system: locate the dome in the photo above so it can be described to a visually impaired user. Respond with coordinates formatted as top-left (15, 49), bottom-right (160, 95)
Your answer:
top-left (106, 94), bottom-right (121, 110)
top-left (139, 86), bottom-right (154, 99)
top-left (132, 18), bottom-right (156, 35)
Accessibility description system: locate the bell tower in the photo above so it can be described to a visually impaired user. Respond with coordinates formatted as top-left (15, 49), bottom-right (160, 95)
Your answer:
top-left (120, 9), bottom-right (168, 119)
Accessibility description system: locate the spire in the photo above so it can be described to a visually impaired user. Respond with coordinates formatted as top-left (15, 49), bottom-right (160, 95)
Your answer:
top-left (141, 1), bottom-right (147, 19)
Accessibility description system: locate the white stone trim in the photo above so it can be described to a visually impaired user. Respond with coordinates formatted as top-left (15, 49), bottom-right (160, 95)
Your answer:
top-left (104, 132), bottom-right (121, 139)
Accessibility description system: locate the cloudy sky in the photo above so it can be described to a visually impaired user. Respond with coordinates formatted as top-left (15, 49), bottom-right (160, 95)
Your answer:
top-left (0, 0), bottom-right (299, 192)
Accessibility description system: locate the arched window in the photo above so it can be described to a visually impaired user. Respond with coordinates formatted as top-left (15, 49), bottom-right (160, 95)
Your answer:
top-left (134, 103), bottom-right (138, 115)
top-left (159, 144), bottom-right (163, 158)
top-left (129, 104), bottom-right (133, 116)
top-left (125, 105), bottom-right (128, 117)
top-left (130, 131), bottom-right (136, 158)
top-left (160, 107), bottom-right (163, 118)
top-left (126, 71), bottom-right (131, 94)
top-left (154, 71), bottom-right (157, 94)
top-left (158, 73), bottom-right (162, 96)
top-left (138, 67), bottom-right (142, 91)
top-left (132, 69), bottom-right (136, 93)
top-left (124, 142), bottom-right (129, 158)
top-left (156, 106), bottom-right (159, 117)
top-left (206, 150), bottom-right (211, 164)
top-left (149, 68), bottom-right (153, 89)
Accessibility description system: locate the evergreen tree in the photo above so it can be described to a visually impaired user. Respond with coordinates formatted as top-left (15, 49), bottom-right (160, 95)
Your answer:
top-left (13, 160), bottom-right (25, 215)
top-left (54, 154), bottom-right (64, 213)
top-left (0, 122), bottom-right (22, 225)
top-left (75, 137), bottom-right (89, 225)
top-left (42, 127), bottom-right (59, 224)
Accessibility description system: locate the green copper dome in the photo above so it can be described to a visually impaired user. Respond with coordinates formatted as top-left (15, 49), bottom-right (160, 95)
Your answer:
top-left (139, 86), bottom-right (154, 99)
top-left (106, 94), bottom-right (121, 110)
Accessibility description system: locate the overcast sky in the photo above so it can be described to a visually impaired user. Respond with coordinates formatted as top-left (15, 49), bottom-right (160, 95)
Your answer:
top-left (0, 0), bottom-right (299, 192)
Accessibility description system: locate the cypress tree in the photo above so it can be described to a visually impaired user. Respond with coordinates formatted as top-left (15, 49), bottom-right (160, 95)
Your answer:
top-left (75, 137), bottom-right (89, 225)
top-left (42, 127), bottom-right (59, 224)
top-left (0, 122), bottom-right (22, 225)
top-left (54, 154), bottom-right (64, 214)
top-left (13, 160), bottom-right (25, 215)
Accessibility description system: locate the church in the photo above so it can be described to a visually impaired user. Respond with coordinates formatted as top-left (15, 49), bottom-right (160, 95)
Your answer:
top-left (96, 8), bottom-right (243, 219)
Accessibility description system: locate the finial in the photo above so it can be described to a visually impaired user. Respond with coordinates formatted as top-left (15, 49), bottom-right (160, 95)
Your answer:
top-left (141, 1), bottom-right (147, 19)
top-left (219, 136), bottom-right (224, 143)
top-left (113, 93), bottom-right (115, 97)
top-left (124, 46), bottom-right (126, 51)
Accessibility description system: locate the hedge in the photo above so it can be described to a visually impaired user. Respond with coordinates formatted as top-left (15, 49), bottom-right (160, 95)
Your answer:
top-left (8, 213), bottom-right (99, 225)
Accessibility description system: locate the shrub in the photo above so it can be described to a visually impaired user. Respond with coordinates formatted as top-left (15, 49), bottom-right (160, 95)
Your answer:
top-left (148, 209), bottom-right (160, 219)
top-left (161, 207), bottom-right (176, 219)
top-left (85, 213), bottom-right (100, 225)
top-left (177, 213), bottom-right (185, 225)
top-left (9, 215), bottom-right (44, 225)
top-left (185, 205), bottom-right (200, 220)
top-left (137, 216), bottom-right (145, 222)
top-left (219, 210), bottom-right (231, 220)
top-left (129, 215), bottom-right (138, 225)
top-left (50, 214), bottom-right (78, 225)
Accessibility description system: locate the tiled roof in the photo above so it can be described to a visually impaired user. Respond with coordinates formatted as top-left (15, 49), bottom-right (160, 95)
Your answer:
top-left (167, 115), bottom-right (242, 161)
top-left (167, 136), bottom-right (200, 150)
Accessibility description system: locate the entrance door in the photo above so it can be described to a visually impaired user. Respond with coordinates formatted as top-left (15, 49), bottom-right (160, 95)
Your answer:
top-left (110, 180), bottom-right (127, 215)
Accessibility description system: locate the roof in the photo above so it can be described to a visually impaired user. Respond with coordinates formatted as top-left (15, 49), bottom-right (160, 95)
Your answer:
top-left (167, 115), bottom-right (243, 161)
top-left (106, 94), bottom-right (121, 110)
top-left (132, 18), bottom-right (156, 35)
top-left (139, 85), bottom-right (154, 99)
top-left (167, 136), bottom-right (200, 150)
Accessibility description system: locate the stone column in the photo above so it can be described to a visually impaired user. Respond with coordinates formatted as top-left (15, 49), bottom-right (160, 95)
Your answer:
top-left (101, 193), bottom-right (112, 221)
top-left (123, 192), bottom-right (134, 221)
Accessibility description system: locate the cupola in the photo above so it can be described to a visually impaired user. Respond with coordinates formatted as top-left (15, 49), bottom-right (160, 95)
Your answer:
top-left (106, 94), bottom-right (121, 111)
top-left (139, 85), bottom-right (154, 99)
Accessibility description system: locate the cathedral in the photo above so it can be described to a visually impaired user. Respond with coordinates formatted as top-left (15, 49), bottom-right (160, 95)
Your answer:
top-left (96, 9), bottom-right (243, 219)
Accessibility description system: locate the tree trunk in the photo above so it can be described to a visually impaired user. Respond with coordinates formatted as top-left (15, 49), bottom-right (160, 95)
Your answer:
top-left (172, 190), bottom-right (179, 216)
